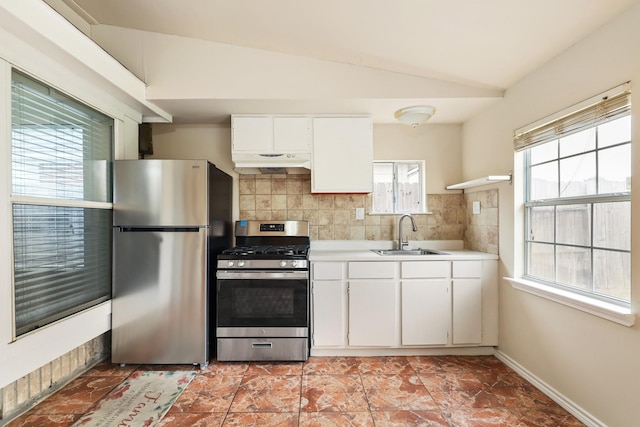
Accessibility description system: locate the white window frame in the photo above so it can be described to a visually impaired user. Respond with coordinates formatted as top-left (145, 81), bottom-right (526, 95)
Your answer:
top-left (506, 84), bottom-right (634, 327)
top-left (10, 69), bottom-right (114, 338)
top-left (371, 160), bottom-right (426, 214)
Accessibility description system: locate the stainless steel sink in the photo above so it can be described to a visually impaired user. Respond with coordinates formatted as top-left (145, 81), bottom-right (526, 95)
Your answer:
top-left (372, 249), bottom-right (447, 256)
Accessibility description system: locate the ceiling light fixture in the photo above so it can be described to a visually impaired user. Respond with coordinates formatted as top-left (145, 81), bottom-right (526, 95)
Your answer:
top-left (394, 105), bottom-right (436, 127)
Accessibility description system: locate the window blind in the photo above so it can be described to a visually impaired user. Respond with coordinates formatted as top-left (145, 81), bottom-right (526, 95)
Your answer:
top-left (12, 205), bottom-right (112, 335)
top-left (514, 90), bottom-right (631, 152)
top-left (12, 71), bottom-right (112, 202)
top-left (11, 70), bottom-right (113, 337)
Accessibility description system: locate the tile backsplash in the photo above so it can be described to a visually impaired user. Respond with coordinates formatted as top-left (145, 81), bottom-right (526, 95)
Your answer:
top-left (464, 189), bottom-right (499, 254)
top-left (239, 175), bottom-right (466, 242)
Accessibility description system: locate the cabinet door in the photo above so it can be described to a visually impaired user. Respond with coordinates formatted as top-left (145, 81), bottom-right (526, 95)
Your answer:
top-left (452, 278), bottom-right (482, 344)
top-left (312, 281), bottom-right (346, 347)
top-left (273, 117), bottom-right (311, 152)
top-left (348, 280), bottom-right (396, 346)
top-left (312, 117), bottom-right (373, 193)
top-left (401, 280), bottom-right (450, 345)
top-left (232, 116), bottom-right (273, 152)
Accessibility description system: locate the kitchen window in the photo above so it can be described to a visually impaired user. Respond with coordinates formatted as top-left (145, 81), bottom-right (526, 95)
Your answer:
top-left (11, 70), bottom-right (113, 337)
top-left (515, 86), bottom-right (631, 309)
top-left (371, 161), bottom-right (425, 214)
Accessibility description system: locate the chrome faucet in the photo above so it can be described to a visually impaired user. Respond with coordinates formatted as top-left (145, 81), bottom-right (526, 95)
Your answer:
top-left (398, 214), bottom-right (418, 250)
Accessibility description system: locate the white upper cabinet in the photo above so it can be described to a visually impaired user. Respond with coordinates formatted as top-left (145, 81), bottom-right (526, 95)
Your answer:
top-left (232, 115), bottom-right (311, 153)
top-left (311, 117), bottom-right (373, 193)
top-left (231, 115), bottom-right (372, 186)
top-left (273, 117), bottom-right (312, 152)
top-left (232, 116), bottom-right (272, 152)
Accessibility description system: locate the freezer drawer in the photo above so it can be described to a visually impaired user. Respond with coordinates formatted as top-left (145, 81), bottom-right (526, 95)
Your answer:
top-left (112, 228), bottom-right (209, 365)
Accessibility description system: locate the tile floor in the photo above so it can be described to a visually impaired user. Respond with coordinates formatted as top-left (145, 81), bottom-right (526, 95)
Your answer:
top-left (6, 356), bottom-right (584, 427)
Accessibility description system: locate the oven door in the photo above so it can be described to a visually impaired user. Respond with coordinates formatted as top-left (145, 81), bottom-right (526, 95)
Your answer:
top-left (216, 270), bottom-right (309, 335)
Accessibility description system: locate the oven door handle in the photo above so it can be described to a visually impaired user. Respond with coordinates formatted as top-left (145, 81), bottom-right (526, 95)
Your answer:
top-left (216, 271), bottom-right (309, 280)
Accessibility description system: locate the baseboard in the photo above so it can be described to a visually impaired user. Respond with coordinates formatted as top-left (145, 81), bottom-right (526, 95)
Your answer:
top-left (310, 346), bottom-right (496, 357)
top-left (493, 350), bottom-right (606, 427)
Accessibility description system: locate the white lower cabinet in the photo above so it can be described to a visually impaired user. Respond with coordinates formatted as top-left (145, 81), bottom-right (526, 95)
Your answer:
top-left (400, 260), bottom-right (451, 346)
top-left (310, 257), bottom-right (497, 352)
top-left (347, 261), bottom-right (396, 346)
top-left (311, 262), bottom-right (346, 347)
top-left (452, 261), bottom-right (483, 344)
top-left (312, 281), bottom-right (346, 347)
top-left (401, 279), bottom-right (450, 345)
top-left (348, 280), bottom-right (396, 346)
top-left (452, 278), bottom-right (482, 344)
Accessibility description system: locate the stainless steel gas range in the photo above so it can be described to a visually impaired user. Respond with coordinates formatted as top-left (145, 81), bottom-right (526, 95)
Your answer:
top-left (215, 220), bottom-right (310, 361)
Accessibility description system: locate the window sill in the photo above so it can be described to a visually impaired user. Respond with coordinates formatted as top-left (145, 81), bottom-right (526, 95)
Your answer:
top-left (504, 277), bottom-right (635, 327)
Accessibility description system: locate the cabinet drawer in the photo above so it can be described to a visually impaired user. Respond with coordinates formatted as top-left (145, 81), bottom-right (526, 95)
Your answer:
top-left (312, 262), bottom-right (344, 280)
top-left (452, 261), bottom-right (482, 278)
top-left (348, 262), bottom-right (395, 279)
top-left (401, 261), bottom-right (450, 279)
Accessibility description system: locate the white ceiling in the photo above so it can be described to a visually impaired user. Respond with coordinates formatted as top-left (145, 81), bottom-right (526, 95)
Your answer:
top-left (49, 0), bottom-right (638, 124)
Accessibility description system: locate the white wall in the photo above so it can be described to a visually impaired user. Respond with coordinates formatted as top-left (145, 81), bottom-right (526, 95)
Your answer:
top-left (462, 4), bottom-right (640, 426)
top-left (374, 123), bottom-right (462, 193)
top-left (147, 124), bottom-right (240, 221)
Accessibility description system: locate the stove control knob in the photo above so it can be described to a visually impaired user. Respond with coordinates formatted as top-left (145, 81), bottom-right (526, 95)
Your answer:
top-left (280, 260), bottom-right (287, 267)
top-left (291, 260), bottom-right (298, 268)
top-left (238, 260), bottom-right (246, 267)
top-left (227, 261), bottom-right (234, 267)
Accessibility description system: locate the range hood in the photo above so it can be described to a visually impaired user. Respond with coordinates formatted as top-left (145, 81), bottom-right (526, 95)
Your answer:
top-left (232, 152), bottom-right (311, 175)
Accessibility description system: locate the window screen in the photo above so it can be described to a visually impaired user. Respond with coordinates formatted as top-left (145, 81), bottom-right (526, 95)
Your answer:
top-left (12, 205), bottom-right (112, 335)
top-left (11, 70), bottom-right (113, 336)
top-left (372, 161), bottom-right (425, 214)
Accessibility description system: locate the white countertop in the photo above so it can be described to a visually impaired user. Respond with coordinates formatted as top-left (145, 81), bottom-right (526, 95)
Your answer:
top-left (309, 240), bottom-right (499, 261)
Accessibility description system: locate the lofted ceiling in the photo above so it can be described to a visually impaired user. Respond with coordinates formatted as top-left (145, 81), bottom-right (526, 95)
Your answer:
top-left (47, 0), bottom-right (638, 124)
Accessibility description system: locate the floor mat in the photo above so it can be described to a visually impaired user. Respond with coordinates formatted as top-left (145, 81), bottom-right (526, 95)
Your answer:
top-left (72, 370), bottom-right (196, 427)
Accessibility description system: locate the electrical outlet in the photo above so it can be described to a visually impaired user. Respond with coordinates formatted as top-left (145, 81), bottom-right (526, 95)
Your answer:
top-left (472, 201), bottom-right (481, 215)
top-left (355, 208), bottom-right (365, 220)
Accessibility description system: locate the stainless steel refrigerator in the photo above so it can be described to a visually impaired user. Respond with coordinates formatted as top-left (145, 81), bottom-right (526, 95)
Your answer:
top-left (112, 159), bottom-right (232, 368)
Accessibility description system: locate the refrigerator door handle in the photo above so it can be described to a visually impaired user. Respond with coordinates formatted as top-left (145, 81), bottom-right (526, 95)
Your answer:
top-left (116, 226), bottom-right (204, 232)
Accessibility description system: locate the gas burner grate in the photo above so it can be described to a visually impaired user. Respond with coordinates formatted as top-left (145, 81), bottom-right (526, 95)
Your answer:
top-left (222, 245), bottom-right (309, 258)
